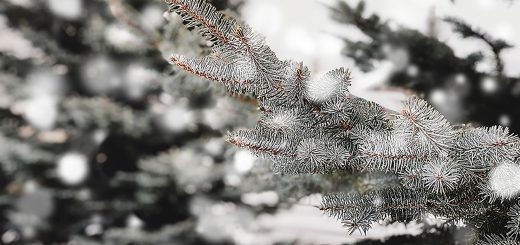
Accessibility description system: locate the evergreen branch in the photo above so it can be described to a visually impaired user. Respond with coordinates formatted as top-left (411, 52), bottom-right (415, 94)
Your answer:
top-left (354, 128), bottom-right (430, 172)
top-left (322, 190), bottom-right (428, 232)
top-left (106, 0), bottom-right (162, 48)
top-left (166, 0), bottom-right (286, 87)
top-left (454, 126), bottom-right (520, 170)
top-left (258, 109), bottom-right (303, 131)
top-left (321, 192), bottom-right (382, 235)
top-left (477, 234), bottom-right (519, 245)
top-left (349, 97), bottom-right (392, 130)
top-left (421, 158), bottom-right (460, 195)
top-left (168, 54), bottom-right (256, 94)
top-left (294, 137), bottom-right (351, 174)
top-left (381, 189), bottom-right (429, 221)
top-left (444, 17), bottom-right (513, 77)
top-left (305, 67), bottom-right (352, 103)
top-left (171, 54), bottom-right (256, 87)
top-left (395, 97), bottom-right (453, 151)
top-left (166, 0), bottom-right (236, 48)
top-left (506, 202), bottom-right (520, 239)
top-left (166, 0), bottom-right (520, 240)
top-left (226, 128), bottom-right (296, 157)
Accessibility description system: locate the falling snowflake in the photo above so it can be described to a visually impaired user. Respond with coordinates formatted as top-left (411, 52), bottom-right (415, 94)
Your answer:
top-left (488, 161), bottom-right (520, 200)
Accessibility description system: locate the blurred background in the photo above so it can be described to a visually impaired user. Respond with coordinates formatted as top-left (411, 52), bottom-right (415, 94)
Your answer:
top-left (0, 0), bottom-right (519, 244)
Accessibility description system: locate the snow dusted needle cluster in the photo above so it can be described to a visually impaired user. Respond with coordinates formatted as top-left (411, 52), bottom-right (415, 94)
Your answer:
top-left (165, 0), bottom-right (520, 241)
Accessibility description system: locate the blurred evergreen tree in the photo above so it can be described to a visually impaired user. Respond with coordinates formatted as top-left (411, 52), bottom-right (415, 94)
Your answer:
top-left (0, 0), bottom-right (288, 244)
top-left (331, 0), bottom-right (520, 133)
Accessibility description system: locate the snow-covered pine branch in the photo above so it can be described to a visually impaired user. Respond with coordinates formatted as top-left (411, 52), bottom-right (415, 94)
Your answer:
top-left (165, 0), bottom-right (520, 242)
